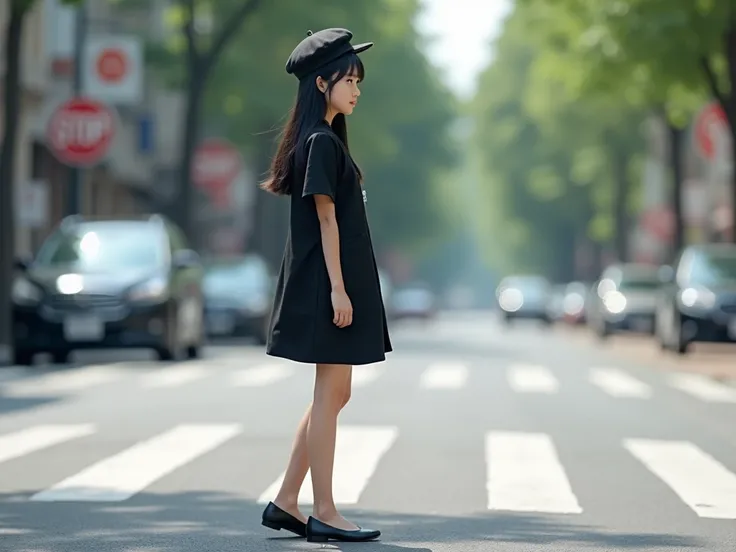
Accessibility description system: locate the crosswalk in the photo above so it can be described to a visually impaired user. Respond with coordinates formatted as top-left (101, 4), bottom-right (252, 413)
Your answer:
top-left (2, 359), bottom-right (734, 404)
top-left (1, 422), bottom-right (736, 520)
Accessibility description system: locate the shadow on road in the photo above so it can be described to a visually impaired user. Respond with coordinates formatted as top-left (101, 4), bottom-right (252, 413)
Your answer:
top-left (0, 491), bottom-right (704, 551)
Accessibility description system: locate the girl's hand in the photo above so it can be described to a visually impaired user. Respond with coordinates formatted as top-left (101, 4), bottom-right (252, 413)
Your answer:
top-left (331, 287), bottom-right (353, 328)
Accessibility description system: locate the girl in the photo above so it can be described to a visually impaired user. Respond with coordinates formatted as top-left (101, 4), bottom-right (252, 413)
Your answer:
top-left (259, 28), bottom-right (392, 543)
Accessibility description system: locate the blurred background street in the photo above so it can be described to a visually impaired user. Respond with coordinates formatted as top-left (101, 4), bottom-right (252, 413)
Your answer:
top-left (2, 0), bottom-right (736, 550)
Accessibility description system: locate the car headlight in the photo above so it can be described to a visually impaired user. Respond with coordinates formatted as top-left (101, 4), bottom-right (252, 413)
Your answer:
top-left (603, 291), bottom-right (627, 314)
top-left (242, 292), bottom-right (270, 314)
top-left (12, 277), bottom-right (42, 306)
top-left (499, 288), bottom-right (523, 312)
top-left (128, 276), bottom-right (168, 303)
top-left (680, 287), bottom-right (716, 310)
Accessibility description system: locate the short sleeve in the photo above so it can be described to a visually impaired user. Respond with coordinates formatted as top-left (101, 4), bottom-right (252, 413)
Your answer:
top-left (301, 133), bottom-right (340, 201)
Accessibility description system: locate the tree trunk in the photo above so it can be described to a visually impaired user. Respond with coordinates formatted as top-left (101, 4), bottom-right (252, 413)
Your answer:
top-left (0, 5), bottom-right (25, 364)
top-left (175, 66), bottom-right (204, 243)
top-left (668, 123), bottom-right (685, 258)
top-left (611, 143), bottom-right (630, 263)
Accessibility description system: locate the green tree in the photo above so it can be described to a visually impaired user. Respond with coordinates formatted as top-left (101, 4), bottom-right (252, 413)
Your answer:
top-left (117, 0), bottom-right (265, 240)
top-left (0, 0), bottom-right (82, 365)
top-left (522, 0), bottom-right (732, 249)
top-left (145, 0), bottom-right (458, 262)
top-left (471, 1), bottom-right (646, 280)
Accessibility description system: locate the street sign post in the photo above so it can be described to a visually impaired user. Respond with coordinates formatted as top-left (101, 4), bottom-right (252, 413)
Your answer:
top-left (46, 97), bottom-right (116, 167)
top-left (694, 101), bottom-right (730, 162)
top-left (192, 138), bottom-right (243, 208)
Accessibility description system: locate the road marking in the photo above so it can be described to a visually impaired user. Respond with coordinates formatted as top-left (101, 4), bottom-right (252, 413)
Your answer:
top-left (31, 424), bottom-right (241, 502)
top-left (589, 367), bottom-right (652, 398)
top-left (668, 374), bottom-right (736, 403)
top-left (507, 364), bottom-right (559, 394)
top-left (485, 431), bottom-right (582, 514)
top-left (351, 366), bottom-right (383, 387)
top-left (139, 364), bottom-right (210, 388)
top-left (258, 426), bottom-right (398, 505)
top-left (624, 438), bottom-right (736, 519)
top-left (0, 424), bottom-right (96, 465)
top-left (2, 365), bottom-right (122, 397)
top-left (419, 362), bottom-right (468, 389)
top-left (231, 364), bottom-right (293, 387)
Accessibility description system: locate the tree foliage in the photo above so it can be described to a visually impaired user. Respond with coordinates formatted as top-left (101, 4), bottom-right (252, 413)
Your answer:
top-left (136, 0), bottom-right (458, 258)
top-left (470, 1), bottom-right (647, 281)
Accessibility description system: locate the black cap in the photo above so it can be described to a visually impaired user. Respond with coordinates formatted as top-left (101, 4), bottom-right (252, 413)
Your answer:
top-left (285, 28), bottom-right (373, 80)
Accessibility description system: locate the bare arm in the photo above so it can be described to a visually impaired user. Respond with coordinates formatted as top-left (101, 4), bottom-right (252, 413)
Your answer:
top-left (314, 194), bottom-right (352, 327)
top-left (314, 195), bottom-right (344, 291)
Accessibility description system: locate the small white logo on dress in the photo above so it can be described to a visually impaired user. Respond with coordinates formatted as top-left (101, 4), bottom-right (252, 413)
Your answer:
top-left (362, 189), bottom-right (367, 203)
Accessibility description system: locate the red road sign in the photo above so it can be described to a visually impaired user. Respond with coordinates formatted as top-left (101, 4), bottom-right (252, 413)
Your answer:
top-left (46, 97), bottom-right (116, 167)
top-left (192, 138), bottom-right (242, 207)
top-left (694, 102), bottom-right (729, 160)
top-left (96, 48), bottom-right (128, 83)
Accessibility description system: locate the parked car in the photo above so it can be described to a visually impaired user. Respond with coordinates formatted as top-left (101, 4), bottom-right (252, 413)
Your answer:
top-left (203, 255), bottom-right (273, 344)
top-left (389, 281), bottom-right (436, 321)
top-left (655, 243), bottom-right (736, 354)
top-left (11, 215), bottom-right (205, 365)
top-left (496, 275), bottom-right (552, 324)
top-left (588, 263), bottom-right (662, 338)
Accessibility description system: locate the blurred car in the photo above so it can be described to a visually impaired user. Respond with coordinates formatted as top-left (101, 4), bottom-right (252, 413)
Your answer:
top-left (203, 255), bottom-right (274, 344)
top-left (560, 281), bottom-right (590, 325)
top-left (390, 281), bottom-right (436, 320)
top-left (496, 275), bottom-right (553, 324)
top-left (655, 243), bottom-right (736, 354)
top-left (588, 263), bottom-right (662, 338)
top-left (12, 215), bottom-right (205, 365)
top-left (545, 284), bottom-right (567, 323)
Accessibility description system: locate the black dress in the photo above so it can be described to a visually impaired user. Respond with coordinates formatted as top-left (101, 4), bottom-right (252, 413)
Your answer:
top-left (265, 121), bottom-right (392, 366)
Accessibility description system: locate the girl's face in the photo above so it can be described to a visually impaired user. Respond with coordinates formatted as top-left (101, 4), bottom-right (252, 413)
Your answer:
top-left (321, 71), bottom-right (361, 117)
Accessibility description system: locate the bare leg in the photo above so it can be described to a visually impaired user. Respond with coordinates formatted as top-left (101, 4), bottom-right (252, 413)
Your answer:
top-left (272, 366), bottom-right (352, 523)
top-left (309, 363), bottom-right (358, 530)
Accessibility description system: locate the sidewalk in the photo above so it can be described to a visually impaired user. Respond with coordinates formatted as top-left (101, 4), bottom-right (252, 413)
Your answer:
top-left (557, 325), bottom-right (736, 384)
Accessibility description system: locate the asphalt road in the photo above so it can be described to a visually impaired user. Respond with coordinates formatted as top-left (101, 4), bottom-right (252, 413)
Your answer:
top-left (1, 311), bottom-right (735, 552)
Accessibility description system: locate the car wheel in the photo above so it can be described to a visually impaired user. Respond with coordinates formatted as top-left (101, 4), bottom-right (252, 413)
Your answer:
top-left (52, 349), bottom-right (71, 365)
top-left (13, 348), bottom-right (34, 366)
top-left (186, 344), bottom-right (201, 359)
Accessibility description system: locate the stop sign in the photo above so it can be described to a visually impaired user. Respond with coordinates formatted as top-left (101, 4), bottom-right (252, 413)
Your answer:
top-left (47, 97), bottom-right (116, 167)
top-left (694, 102), bottom-right (729, 160)
top-left (192, 138), bottom-right (242, 207)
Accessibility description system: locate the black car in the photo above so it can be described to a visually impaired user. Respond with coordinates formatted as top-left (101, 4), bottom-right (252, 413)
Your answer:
top-left (11, 215), bottom-right (205, 364)
top-left (203, 255), bottom-right (274, 344)
top-left (656, 243), bottom-right (736, 354)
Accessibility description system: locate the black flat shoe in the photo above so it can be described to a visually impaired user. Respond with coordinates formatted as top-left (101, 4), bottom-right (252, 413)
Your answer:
top-left (261, 501), bottom-right (307, 537)
top-left (306, 516), bottom-right (381, 542)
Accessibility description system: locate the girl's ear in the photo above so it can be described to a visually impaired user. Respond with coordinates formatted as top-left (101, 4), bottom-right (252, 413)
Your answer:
top-left (315, 76), bottom-right (327, 93)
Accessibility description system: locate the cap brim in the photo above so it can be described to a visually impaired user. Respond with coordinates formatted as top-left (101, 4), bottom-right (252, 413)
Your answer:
top-left (353, 42), bottom-right (373, 54)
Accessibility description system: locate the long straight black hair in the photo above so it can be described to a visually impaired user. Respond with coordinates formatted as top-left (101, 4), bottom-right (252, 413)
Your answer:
top-left (261, 51), bottom-right (365, 195)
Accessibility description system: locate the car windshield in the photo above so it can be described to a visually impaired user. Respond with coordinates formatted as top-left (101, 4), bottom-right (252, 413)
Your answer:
top-left (693, 253), bottom-right (736, 285)
top-left (34, 224), bottom-right (163, 270)
top-left (619, 278), bottom-right (661, 290)
top-left (204, 259), bottom-right (269, 296)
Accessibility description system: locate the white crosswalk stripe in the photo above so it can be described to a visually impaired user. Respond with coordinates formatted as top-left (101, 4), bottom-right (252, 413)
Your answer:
top-left (485, 431), bottom-right (582, 514)
top-left (419, 362), bottom-right (468, 389)
top-left (589, 367), bottom-right (652, 398)
top-left (507, 363), bottom-right (559, 394)
top-left (139, 364), bottom-right (210, 388)
top-left (624, 438), bottom-right (736, 519)
top-left (0, 422), bottom-right (735, 521)
top-left (257, 426), bottom-right (398, 505)
top-left (30, 424), bottom-right (242, 502)
top-left (667, 374), bottom-right (736, 403)
top-left (351, 365), bottom-right (384, 387)
top-left (0, 424), bottom-right (96, 465)
top-left (231, 364), bottom-right (294, 387)
top-left (1, 365), bottom-right (123, 397)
